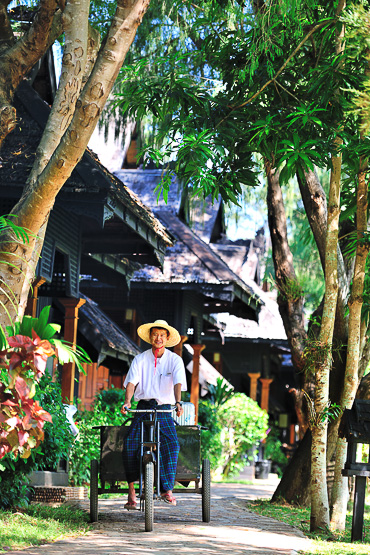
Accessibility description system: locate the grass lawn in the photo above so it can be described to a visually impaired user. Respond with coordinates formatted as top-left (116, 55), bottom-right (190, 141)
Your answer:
top-left (0, 504), bottom-right (90, 553)
top-left (247, 498), bottom-right (370, 555)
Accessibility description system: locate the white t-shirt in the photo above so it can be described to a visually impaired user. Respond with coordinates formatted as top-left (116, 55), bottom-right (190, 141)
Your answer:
top-left (123, 348), bottom-right (187, 405)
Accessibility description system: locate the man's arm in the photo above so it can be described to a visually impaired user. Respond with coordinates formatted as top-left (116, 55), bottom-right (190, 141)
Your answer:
top-left (121, 382), bottom-right (135, 415)
top-left (174, 383), bottom-right (184, 417)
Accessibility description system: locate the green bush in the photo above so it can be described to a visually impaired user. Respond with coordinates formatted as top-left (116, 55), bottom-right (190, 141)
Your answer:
top-left (197, 399), bottom-right (223, 470)
top-left (264, 426), bottom-right (288, 477)
top-left (97, 386), bottom-right (126, 411)
top-left (69, 388), bottom-right (136, 486)
top-left (197, 392), bottom-right (268, 478)
top-left (217, 393), bottom-right (268, 477)
top-left (0, 458), bottom-right (32, 509)
top-left (34, 373), bottom-right (74, 471)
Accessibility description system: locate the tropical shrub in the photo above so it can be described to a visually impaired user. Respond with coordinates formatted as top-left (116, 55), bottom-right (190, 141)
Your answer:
top-left (197, 391), bottom-right (268, 477)
top-left (197, 399), bottom-right (223, 470)
top-left (217, 393), bottom-right (269, 477)
top-left (207, 377), bottom-right (234, 407)
top-left (0, 307), bottom-right (90, 508)
top-left (264, 426), bottom-right (288, 477)
top-left (33, 373), bottom-right (75, 471)
top-left (0, 332), bottom-right (54, 461)
top-left (97, 386), bottom-right (126, 412)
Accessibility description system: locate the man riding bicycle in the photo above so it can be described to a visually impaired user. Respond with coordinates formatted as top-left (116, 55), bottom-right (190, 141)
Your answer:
top-left (121, 319), bottom-right (186, 508)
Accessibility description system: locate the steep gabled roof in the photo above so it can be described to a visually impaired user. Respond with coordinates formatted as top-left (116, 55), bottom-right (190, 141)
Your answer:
top-left (115, 169), bottom-right (182, 215)
top-left (0, 82), bottom-right (172, 268)
top-left (79, 295), bottom-right (141, 363)
top-left (132, 210), bottom-right (263, 321)
top-left (115, 169), bottom-right (225, 244)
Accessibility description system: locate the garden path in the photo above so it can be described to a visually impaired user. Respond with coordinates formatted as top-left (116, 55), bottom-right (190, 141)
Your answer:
top-left (6, 479), bottom-right (311, 555)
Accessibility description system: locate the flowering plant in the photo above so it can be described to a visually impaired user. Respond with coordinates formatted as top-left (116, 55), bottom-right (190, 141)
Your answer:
top-left (0, 306), bottom-right (90, 460)
top-left (0, 330), bottom-right (54, 459)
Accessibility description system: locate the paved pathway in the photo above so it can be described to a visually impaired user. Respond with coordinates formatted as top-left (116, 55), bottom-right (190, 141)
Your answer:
top-left (6, 480), bottom-right (311, 555)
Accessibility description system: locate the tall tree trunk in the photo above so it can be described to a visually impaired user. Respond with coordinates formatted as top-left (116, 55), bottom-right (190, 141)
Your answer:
top-left (265, 160), bottom-right (314, 504)
top-left (297, 168), bottom-right (349, 336)
top-left (330, 145), bottom-right (369, 531)
top-left (265, 160), bottom-right (307, 376)
top-left (0, 0), bottom-right (62, 145)
top-left (272, 429), bottom-right (312, 505)
top-left (310, 136), bottom-right (342, 532)
top-left (27, 0), bottom-right (90, 187)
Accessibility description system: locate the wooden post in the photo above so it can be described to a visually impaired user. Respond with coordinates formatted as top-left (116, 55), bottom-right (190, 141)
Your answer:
top-left (173, 335), bottom-right (188, 357)
top-left (190, 344), bottom-right (205, 424)
top-left (352, 476), bottom-right (367, 542)
top-left (59, 298), bottom-right (86, 404)
top-left (25, 277), bottom-right (46, 317)
top-left (260, 378), bottom-right (273, 412)
top-left (248, 373), bottom-right (261, 401)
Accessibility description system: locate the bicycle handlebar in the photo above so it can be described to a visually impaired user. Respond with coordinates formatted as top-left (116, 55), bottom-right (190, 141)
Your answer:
top-left (125, 407), bottom-right (176, 413)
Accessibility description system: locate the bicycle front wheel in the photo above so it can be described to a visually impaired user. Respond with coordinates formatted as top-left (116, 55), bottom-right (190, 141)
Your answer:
top-left (144, 461), bottom-right (154, 532)
top-left (90, 459), bottom-right (99, 523)
top-left (202, 458), bottom-right (211, 522)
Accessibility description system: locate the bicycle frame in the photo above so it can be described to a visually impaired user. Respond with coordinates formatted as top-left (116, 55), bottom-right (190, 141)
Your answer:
top-left (126, 408), bottom-right (175, 511)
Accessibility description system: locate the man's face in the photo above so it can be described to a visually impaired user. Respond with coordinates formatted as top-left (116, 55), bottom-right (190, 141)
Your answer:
top-left (150, 328), bottom-right (169, 350)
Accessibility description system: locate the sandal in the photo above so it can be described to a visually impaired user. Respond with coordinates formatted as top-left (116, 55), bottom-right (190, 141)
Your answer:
top-left (161, 492), bottom-right (177, 506)
top-left (124, 500), bottom-right (137, 510)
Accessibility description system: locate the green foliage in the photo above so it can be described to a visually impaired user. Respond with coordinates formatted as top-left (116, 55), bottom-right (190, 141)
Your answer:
top-left (33, 373), bottom-right (74, 472)
top-left (6, 306), bottom-right (91, 374)
top-left (0, 308), bottom-right (89, 508)
top-left (207, 377), bottom-right (234, 407)
top-left (0, 216), bottom-right (32, 349)
top-left (217, 394), bottom-right (268, 476)
top-left (0, 463), bottom-right (31, 510)
top-left (275, 276), bottom-right (304, 303)
top-left (263, 426), bottom-right (288, 477)
top-left (0, 373), bottom-right (74, 510)
top-left (198, 392), bottom-right (268, 477)
top-left (96, 386), bottom-right (126, 411)
top-left (197, 399), bottom-right (223, 471)
top-left (302, 390), bottom-right (342, 429)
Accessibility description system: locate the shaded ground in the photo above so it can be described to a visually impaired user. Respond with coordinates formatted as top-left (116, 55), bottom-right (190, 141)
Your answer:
top-left (4, 480), bottom-right (311, 555)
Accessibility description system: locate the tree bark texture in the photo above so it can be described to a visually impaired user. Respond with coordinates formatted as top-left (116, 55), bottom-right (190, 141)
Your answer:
top-left (0, 0), bottom-right (60, 145)
top-left (27, 0), bottom-right (90, 187)
top-left (265, 160), bottom-right (307, 377)
top-left (0, 0), bottom-right (151, 326)
top-left (297, 168), bottom-right (349, 337)
top-left (330, 151), bottom-right (369, 530)
top-left (310, 138), bottom-right (342, 532)
top-left (272, 429), bottom-right (312, 506)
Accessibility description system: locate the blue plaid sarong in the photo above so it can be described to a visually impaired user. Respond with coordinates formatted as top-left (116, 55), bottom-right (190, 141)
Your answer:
top-left (122, 400), bottom-right (180, 492)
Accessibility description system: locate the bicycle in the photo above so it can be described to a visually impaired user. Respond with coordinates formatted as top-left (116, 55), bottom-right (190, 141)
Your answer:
top-left (90, 404), bottom-right (211, 532)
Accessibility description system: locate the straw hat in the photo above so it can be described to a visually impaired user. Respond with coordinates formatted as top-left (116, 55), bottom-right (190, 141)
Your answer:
top-left (137, 319), bottom-right (181, 348)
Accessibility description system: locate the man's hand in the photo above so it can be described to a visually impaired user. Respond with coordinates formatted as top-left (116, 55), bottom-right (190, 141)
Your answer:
top-left (175, 402), bottom-right (184, 418)
top-left (121, 402), bottom-right (131, 415)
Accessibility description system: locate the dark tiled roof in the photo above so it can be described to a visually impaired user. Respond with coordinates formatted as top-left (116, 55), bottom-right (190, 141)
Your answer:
top-left (114, 169), bottom-right (182, 215)
top-left (115, 169), bottom-right (223, 244)
top-left (79, 295), bottom-right (141, 361)
top-left (132, 210), bottom-right (263, 316)
top-left (0, 82), bottom-right (171, 248)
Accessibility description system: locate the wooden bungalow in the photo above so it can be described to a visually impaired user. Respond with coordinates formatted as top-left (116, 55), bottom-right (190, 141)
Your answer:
top-left (102, 168), bottom-right (297, 441)
top-left (79, 168), bottom-right (264, 420)
top-left (0, 81), bottom-right (172, 405)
